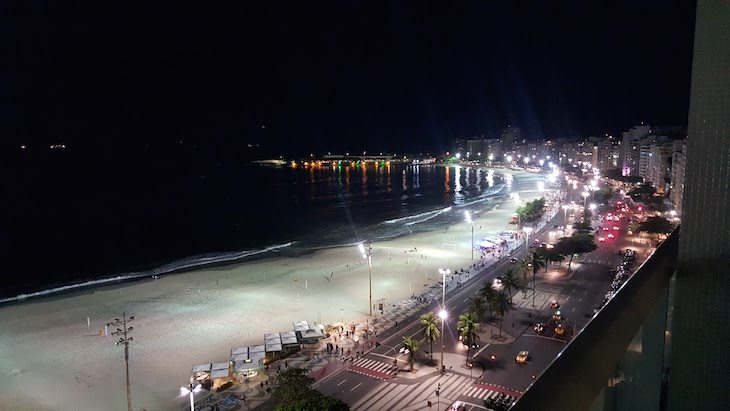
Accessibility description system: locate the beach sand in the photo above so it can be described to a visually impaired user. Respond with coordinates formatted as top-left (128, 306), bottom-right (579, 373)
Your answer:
top-left (0, 169), bottom-right (550, 411)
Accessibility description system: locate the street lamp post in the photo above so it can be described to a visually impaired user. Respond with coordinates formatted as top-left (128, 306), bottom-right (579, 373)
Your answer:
top-left (465, 211), bottom-right (474, 260)
top-left (562, 204), bottom-right (570, 223)
top-left (438, 267), bottom-right (449, 373)
top-left (582, 192), bottom-right (589, 210)
top-left (523, 227), bottom-right (533, 254)
top-left (439, 309), bottom-right (447, 374)
top-left (180, 376), bottom-right (202, 411)
top-left (108, 312), bottom-right (134, 411)
top-left (359, 243), bottom-right (373, 316)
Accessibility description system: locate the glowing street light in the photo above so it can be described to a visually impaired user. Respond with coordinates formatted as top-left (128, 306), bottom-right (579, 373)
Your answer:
top-left (523, 157), bottom-right (530, 164)
top-left (582, 192), bottom-right (589, 209)
top-left (590, 203), bottom-right (597, 211)
top-left (438, 268), bottom-right (450, 373)
top-left (465, 211), bottom-right (474, 260)
top-left (523, 227), bottom-right (533, 253)
top-left (539, 159), bottom-right (545, 166)
top-left (358, 243), bottom-right (373, 316)
top-left (180, 376), bottom-right (202, 411)
top-left (506, 155), bottom-right (513, 163)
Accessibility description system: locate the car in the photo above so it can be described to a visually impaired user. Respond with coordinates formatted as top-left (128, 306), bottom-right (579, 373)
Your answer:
top-left (515, 351), bottom-right (530, 363)
top-left (509, 257), bottom-right (518, 264)
top-left (602, 226), bottom-right (610, 231)
top-left (549, 300), bottom-right (560, 309)
top-left (552, 310), bottom-right (562, 321)
top-left (534, 323), bottom-right (545, 333)
top-left (599, 237), bottom-right (606, 242)
top-left (607, 233), bottom-right (615, 239)
top-left (613, 226), bottom-right (620, 231)
top-left (448, 401), bottom-right (466, 411)
top-left (555, 322), bottom-right (565, 335)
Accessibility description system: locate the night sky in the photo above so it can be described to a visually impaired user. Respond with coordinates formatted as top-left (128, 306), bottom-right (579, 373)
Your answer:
top-left (1, 1), bottom-right (695, 158)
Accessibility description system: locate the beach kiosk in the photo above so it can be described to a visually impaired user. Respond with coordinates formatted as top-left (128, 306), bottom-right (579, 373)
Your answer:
top-left (191, 362), bottom-right (231, 389)
top-left (265, 333), bottom-right (283, 362)
top-left (231, 347), bottom-right (262, 381)
top-left (280, 331), bottom-right (299, 348)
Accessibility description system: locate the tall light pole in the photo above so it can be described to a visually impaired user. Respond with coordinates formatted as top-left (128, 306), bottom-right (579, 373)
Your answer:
top-left (359, 243), bottom-right (373, 316)
top-left (439, 309), bottom-right (447, 374)
top-left (109, 312), bottom-right (134, 411)
top-left (439, 268), bottom-right (450, 373)
top-left (582, 192), bottom-right (589, 210)
top-left (523, 227), bottom-right (533, 254)
top-left (465, 211), bottom-right (474, 260)
top-left (180, 376), bottom-right (202, 411)
top-left (562, 204), bottom-right (570, 223)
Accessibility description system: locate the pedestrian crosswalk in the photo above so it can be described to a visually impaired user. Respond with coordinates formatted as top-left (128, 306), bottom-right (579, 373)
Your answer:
top-left (350, 372), bottom-right (474, 410)
top-left (347, 358), bottom-right (396, 380)
top-left (463, 385), bottom-right (517, 403)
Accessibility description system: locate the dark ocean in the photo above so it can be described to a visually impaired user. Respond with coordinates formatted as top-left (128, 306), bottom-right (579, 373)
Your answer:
top-left (1, 153), bottom-right (531, 302)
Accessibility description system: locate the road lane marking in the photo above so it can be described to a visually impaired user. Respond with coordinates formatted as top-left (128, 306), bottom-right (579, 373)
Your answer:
top-left (474, 343), bottom-right (491, 357)
top-left (566, 296), bottom-right (570, 301)
top-left (337, 379), bottom-right (347, 386)
top-left (464, 298), bottom-right (470, 302)
top-left (572, 289), bottom-right (576, 293)
top-left (585, 290), bottom-right (589, 294)
top-left (571, 307), bottom-right (576, 312)
top-left (579, 298), bottom-right (582, 302)
top-left (350, 383), bottom-right (362, 391)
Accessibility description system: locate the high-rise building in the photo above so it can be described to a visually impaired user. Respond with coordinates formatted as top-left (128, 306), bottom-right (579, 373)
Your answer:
top-left (669, 1), bottom-right (730, 408)
top-left (620, 124), bottom-right (651, 176)
top-left (669, 142), bottom-right (687, 215)
top-left (647, 142), bottom-right (671, 192)
top-left (596, 137), bottom-right (620, 172)
top-left (500, 126), bottom-right (520, 146)
top-left (512, 3), bottom-right (729, 410)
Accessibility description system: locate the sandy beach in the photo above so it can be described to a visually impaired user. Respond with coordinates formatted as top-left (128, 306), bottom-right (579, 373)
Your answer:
top-left (0, 169), bottom-right (551, 411)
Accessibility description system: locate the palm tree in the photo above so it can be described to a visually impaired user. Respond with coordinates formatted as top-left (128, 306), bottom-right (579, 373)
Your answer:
top-left (479, 282), bottom-right (497, 319)
top-left (500, 268), bottom-right (520, 303)
top-left (468, 296), bottom-right (487, 322)
top-left (528, 249), bottom-right (546, 283)
top-left (458, 312), bottom-right (481, 365)
top-left (402, 336), bottom-right (420, 371)
top-left (492, 289), bottom-right (513, 337)
top-left (420, 313), bottom-right (440, 362)
top-left (519, 258), bottom-right (531, 295)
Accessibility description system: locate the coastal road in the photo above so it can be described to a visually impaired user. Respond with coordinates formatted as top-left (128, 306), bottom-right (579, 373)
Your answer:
top-left (313, 197), bottom-right (573, 407)
top-left (296, 189), bottom-right (650, 410)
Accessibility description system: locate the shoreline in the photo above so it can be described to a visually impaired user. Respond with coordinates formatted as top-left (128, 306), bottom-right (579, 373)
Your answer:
top-left (0, 169), bottom-right (550, 411)
top-left (1, 168), bottom-right (511, 306)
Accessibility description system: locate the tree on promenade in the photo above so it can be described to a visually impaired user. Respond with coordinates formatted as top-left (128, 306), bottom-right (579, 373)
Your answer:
top-left (402, 336), bottom-right (420, 371)
top-left (468, 296), bottom-right (487, 321)
top-left (273, 368), bottom-right (349, 410)
top-left (528, 249), bottom-right (546, 279)
top-left (540, 246), bottom-right (566, 269)
top-left (556, 233), bottom-right (598, 266)
top-left (458, 312), bottom-right (481, 365)
top-left (492, 289), bottom-right (513, 337)
top-left (636, 216), bottom-right (675, 240)
top-left (500, 268), bottom-right (520, 303)
top-left (479, 282), bottom-right (497, 319)
top-left (420, 313), bottom-right (441, 362)
top-left (519, 258), bottom-right (531, 295)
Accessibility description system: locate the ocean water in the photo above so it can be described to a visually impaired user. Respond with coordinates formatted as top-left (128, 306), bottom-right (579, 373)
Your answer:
top-left (2, 160), bottom-right (539, 302)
